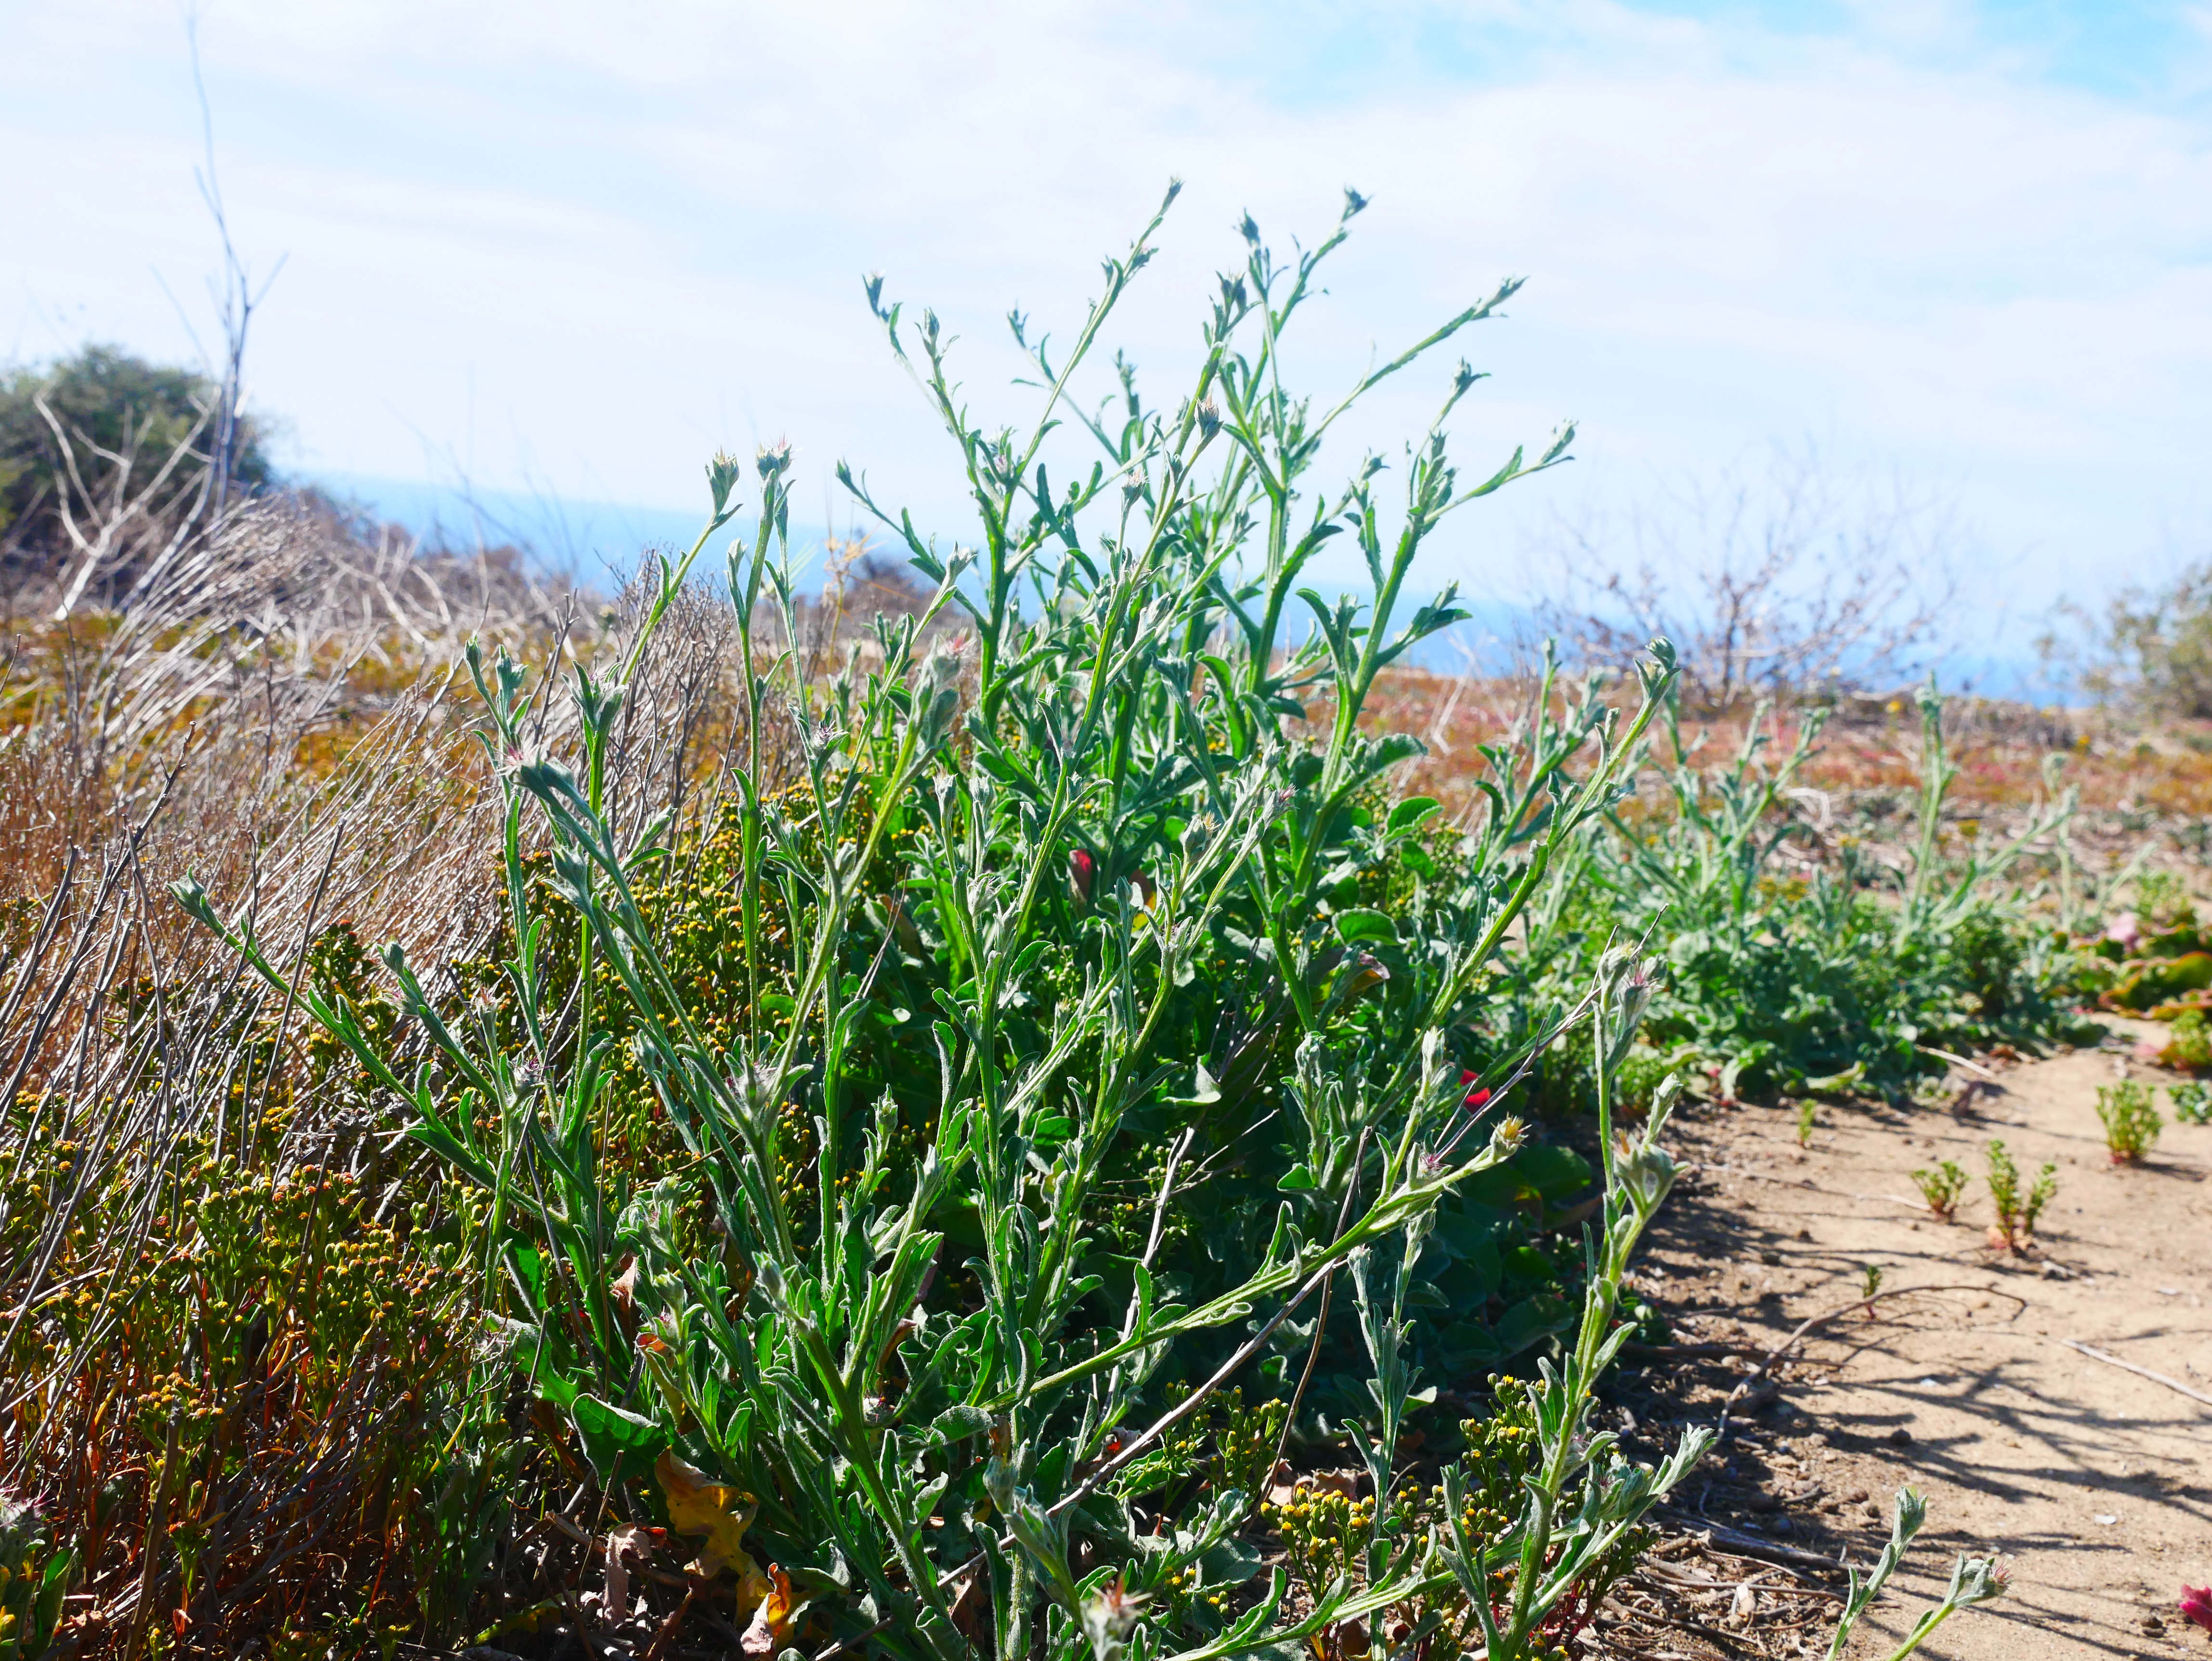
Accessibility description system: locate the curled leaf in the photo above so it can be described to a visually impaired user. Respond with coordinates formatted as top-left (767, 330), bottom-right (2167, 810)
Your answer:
top-left (739, 1562), bottom-right (795, 1656)
top-left (610, 1255), bottom-right (640, 1312)
top-left (655, 1450), bottom-right (758, 1579)
top-left (603, 1523), bottom-right (650, 1617)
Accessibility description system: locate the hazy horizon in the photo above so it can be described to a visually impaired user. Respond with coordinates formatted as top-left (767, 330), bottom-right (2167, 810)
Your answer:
top-left (8, 0), bottom-right (2209, 666)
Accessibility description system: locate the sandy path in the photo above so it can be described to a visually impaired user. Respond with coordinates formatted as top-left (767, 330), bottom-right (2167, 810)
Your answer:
top-left (1610, 1026), bottom-right (2212, 1659)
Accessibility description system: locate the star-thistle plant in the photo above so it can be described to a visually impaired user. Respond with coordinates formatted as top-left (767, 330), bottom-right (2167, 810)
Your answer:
top-left (173, 190), bottom-right (1698, 1660)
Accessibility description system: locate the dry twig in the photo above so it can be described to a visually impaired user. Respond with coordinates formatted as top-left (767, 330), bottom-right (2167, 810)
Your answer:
top-left (2060, 1339), bottom-right (2212, 1411)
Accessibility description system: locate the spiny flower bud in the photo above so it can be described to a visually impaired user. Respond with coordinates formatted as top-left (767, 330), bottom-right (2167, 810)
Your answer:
top-left (1949, 1553), bottom-right (2009, 1607)
top-left (1613, 1134), bottom-right (1677, 1215)
top-left (706, 450), bottom-right (743, 518)
top-left (1082, 1575), bottom-right (1149, 1656)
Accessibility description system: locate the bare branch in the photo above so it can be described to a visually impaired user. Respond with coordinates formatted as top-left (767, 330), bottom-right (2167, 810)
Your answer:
top-left (1527, 444), bottom-right (1965, 709)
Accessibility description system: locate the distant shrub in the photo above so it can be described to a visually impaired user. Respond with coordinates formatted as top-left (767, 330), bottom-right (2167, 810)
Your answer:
top-left (0, 343), bottom-right (274, 594)
top-left (2051, 557), bottom-right (2212, 718)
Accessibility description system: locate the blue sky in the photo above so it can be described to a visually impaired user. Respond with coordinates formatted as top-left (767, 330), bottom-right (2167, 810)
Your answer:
top-left (6, 0), bottom-right (2211, 661)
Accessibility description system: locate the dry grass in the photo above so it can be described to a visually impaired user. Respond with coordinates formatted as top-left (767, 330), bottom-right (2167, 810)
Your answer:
top-left (0, 488), bottom-right (963, 1655)
top-left (0, 504), bottom-right (579, 1655)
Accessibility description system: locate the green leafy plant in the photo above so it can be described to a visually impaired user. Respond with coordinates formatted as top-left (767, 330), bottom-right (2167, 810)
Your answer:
top-left (2095, 1079), bottom-right (2161, 1162)
top-left (1424, 963), bottom-right (1711, 1661)
top-left (1267, 1381), bottom-right (1653, 1661)
top-left (1796, 1097), bottom-right (1817, 1148)
top-left (2156, 1007), bottom-right (2212, 1068)
top-left (0, 910), bottom-right (500, 1658)
top-left (2171, 1080), bottom-right (2212, 1125)
top-left (0, 1112), bottom-right (482, 1656)
top-left (1821, 1489), bottom-right (2007, 1661)
top-left (1578, 686), bottom-right (2080, 1097)
top-left (173, 193), bottom-right (1703, 1660)
top-left (1909, 1159), bottom-right (1968, 1220)
top-left (0, 1502), bottom-right (75, 1661)
top-left (1984, 1139), bottom-right (2057, 1251)
top-left (2133, 870), bottom-right (2192, 929)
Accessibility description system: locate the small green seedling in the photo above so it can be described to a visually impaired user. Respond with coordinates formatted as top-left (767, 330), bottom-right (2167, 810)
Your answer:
top-left (1910, 1160), bottom-right (1968, 1220)
top-left (1985, 1139), bottom-right (2057, 1251)
top-left (1796, 1098), bottom-right (1817, 1148)
top-left (2170, 1080), bottom-right (2211, 1126)
top-left (1860, 1263), bottom-right (1885, 1301)
top-left (2095, 1079), bottom-right (2161, 1162)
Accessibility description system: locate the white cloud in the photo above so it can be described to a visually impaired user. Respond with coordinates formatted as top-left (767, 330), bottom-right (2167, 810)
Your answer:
top-left (4, 0), bottom-right (2208, 605)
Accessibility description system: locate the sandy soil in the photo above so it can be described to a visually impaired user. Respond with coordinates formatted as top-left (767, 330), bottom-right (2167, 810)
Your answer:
top-left (1598, 1022), bottom-right (2212, 1660)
